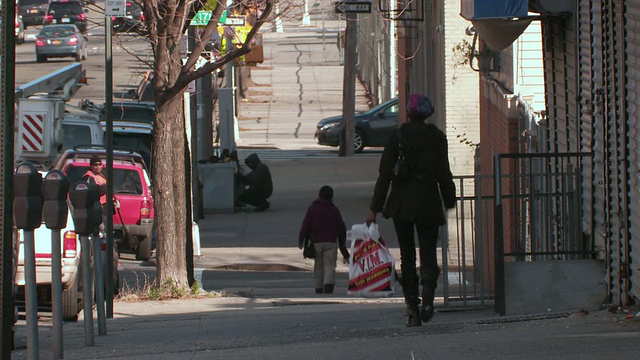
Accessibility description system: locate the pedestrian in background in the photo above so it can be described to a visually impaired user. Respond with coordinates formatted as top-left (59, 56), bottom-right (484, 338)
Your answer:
top-left (238, 153), bottom-right (273, 212)
top-left (366, 94), bottom-right (456, 327)
top-left (299, 185), bottom-right (350, 294)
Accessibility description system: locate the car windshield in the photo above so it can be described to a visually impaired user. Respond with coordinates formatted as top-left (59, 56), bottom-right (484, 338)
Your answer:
top-left (40, 26), bottom-right (75, 37)
top-left (20, 0), bottom-right (47, 6)
top-left (112, 133), bottom-right (152, 169)
top-left (65, 166), bottom-right (144, 195)
top-left (48, 3), bottom-right (83, 15)
top-left (61, 124), bottom-right (91, 151)
top-left (112, 107), bottom-right (154, 123)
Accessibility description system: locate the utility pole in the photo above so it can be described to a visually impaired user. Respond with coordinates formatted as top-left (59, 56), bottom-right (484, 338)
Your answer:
top-left (1, 1), bottom-right (17, 357)
top-left (339, 13), bottom-right (357, 157)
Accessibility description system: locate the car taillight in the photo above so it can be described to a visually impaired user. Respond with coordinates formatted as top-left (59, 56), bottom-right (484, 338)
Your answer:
top-left (140, 198), bottom-right (151, 218)
top-left (63, 230), bottom-right (78, 258)
top-left (78, 13), bottom-right (86, 21)
top-left (111, 16), bottom-right (116, 21)
top-left (126, 1), bottom-right (132, 6)
top-left (35, 37), bottom-right (45, 46)
top-left (15, 19), bottom-right (19, 28)
top-left (45, 14), bottom-right (53, 22)
top-left (141, 13), bottom-right (145, 21)
top-left (68, 35), bottom-right (78, 45)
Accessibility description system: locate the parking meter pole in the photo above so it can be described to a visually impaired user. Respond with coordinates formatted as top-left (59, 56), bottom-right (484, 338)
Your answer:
top-left (42, 169), bottom-right (69, 360)
top-left (13, 162), bottom-right (43, 359)
top-left (70, 180), bottom-right (99, 346)
top-left (50, 231), bottom-right (63, 359)
top-left (92, 233), bottom-right (106, 335)
top-left (23, 231), bottom-right (39, 360)
top-left (79, 234), bottom-right (94, 345)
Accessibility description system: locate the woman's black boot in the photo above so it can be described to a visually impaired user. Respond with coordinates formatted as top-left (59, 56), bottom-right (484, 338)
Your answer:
top-left (323, 284), bottom-right (335, 294)
top-left (421, 289), bottom-right (435, 323)
top-left (406, 304), bottom-right (422, 327)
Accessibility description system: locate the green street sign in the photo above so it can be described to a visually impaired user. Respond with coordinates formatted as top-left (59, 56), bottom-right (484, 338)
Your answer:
top-left (191, 11), bottom-right (212, 26)
top-left (191, 10), bottom-right (227, 26)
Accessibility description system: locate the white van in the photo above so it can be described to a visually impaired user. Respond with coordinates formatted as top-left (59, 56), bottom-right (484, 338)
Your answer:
top-left (61, 107), bottom-right (104, 151)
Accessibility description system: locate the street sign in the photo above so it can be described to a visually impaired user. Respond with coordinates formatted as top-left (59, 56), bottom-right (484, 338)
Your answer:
top-left (105, 0), bottom-right (126, 17)
top-left (191, 11), bottom-right (212, 26)
top-left (224, 15), bottom-right (246, 27)
top-left (334, 1), bottom-right (372, 14)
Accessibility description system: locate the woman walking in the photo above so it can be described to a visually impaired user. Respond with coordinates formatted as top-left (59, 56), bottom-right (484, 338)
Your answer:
top-left (366, 94), bottom-right (456, 326)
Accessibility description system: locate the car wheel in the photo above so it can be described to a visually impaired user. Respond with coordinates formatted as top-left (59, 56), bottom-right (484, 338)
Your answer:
top-left (17, 34), bottom-right (25, 45)
top-left (62, 273), bottom-right (80, 322)
top-left (36, 55), bottom-right (46, 63)
top-left (354, 130), bottom-right (366, 153)
top-left (135, 236), bottom-right (152, 261)
top-left (75, 52), bottom-right (82, 62)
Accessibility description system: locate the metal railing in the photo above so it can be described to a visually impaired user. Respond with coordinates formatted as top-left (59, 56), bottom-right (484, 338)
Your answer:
top-left (442, 174), bottom-right (493, 308)
top-left (493, 152), bottom-right (593, 315)
top-left (442, 151), bottom-right (593, 311)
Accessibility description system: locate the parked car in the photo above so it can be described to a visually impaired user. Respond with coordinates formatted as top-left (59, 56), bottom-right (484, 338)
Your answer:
top-left (314, 97), bottom-right (399, 153)
top-left (112, 1), bottom-right (146, 35)
top-left (15, 13), bottom-right (25, 44)
top-left (14, 171), bottom-right (119, 321)
top-left (17, 0), bottom-right (49, 28)
top-left (43, 1), bottom-right (88, 33)
top-left (55, 148), bottom-right (155, 261)
top-left (36, 24), bottom-right (87, 62)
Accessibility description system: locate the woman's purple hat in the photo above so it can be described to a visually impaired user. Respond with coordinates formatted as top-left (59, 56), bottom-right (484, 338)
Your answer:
top-left (407, 94), bottom-right (434, 119)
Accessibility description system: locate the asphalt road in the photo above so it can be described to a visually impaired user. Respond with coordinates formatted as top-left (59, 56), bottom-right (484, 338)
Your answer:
top-left (15, 2), bottom-right (152, 103)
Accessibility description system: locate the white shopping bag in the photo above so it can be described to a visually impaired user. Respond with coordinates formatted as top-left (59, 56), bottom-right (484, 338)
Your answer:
top-left (347, 223), bottom-right (396, 297)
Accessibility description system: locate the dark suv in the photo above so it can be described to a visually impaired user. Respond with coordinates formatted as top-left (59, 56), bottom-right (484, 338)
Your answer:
top-left (112, 1), bottom-right (145, 34)
top-left (55, 147), bottom-right (155, 260)
top-left (44, 1), bottom-right (88, 33)
top-left (18, 0), bottom-right (49, 28)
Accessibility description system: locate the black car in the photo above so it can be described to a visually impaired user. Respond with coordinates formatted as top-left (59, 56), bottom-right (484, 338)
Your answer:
top-left (314, 97), bottom-right (399, 152)
top-left (18, 0), bottom-right (49, 28)
top-left (43, 1), bottom-right (88, 33)
top-left (112, 1), bottom-right (146, 34)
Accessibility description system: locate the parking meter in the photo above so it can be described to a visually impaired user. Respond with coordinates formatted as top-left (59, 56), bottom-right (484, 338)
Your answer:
top-left (13, 162), bottom-right (43, 230)
top-left (69, 181), bottom-right (98, 235)
top-left (42, 170), bottom-right (69, 359)
top-left (69, 180), bottom-right (97, 345)
top-left (13, 162), bottom-right (42, 359)
top-left (42, 170), bottom-right (69, 229)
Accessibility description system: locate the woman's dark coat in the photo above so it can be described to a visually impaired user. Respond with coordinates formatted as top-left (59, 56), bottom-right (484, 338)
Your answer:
top-left (370, 122), bottom-right (456, 225)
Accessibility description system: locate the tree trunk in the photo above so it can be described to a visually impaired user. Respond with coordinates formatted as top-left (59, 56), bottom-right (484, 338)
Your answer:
top-left (153, 94), bottom-right (189, 288)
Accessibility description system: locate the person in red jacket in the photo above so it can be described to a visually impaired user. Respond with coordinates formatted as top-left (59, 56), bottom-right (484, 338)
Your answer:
top-left (298, 186), bottom-right (350, 294)
top-left (82, 154), bottom-right (107, 206)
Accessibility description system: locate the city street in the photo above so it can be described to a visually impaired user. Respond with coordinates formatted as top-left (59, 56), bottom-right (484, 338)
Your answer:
top-left (11, 2), bottom-right (640, 359)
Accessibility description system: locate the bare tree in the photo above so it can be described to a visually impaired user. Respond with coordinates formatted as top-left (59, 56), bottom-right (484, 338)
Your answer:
top-left (142, 0), bottom-right (273, 288)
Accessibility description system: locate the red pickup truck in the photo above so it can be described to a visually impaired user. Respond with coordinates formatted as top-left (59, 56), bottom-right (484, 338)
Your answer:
top-left (55, 147), bottom-right (155, 260)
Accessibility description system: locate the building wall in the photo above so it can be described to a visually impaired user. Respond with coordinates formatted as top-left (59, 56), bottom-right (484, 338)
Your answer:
top-left (443, 0), bottom-right (480, 176)
top-left (478, 78), bottom-right (520, 288)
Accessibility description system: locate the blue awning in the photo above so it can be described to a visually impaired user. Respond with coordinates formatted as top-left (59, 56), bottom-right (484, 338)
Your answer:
top-left (461, 0), bottom-right (528, 20)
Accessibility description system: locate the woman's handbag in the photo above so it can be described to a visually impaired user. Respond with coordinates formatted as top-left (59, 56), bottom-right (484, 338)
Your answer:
top-left (303, 238), bottom-right (315, 259)
top-left (393, 128), bottom-right (410, 180)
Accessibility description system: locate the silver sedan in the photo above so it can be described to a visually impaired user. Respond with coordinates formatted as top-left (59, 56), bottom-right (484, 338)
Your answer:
top-left (35, 24), bottom-right (87, 63)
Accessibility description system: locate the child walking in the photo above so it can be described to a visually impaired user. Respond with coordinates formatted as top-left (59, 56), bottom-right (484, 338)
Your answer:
top-left (298, 186), bottom-right (350, 294)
